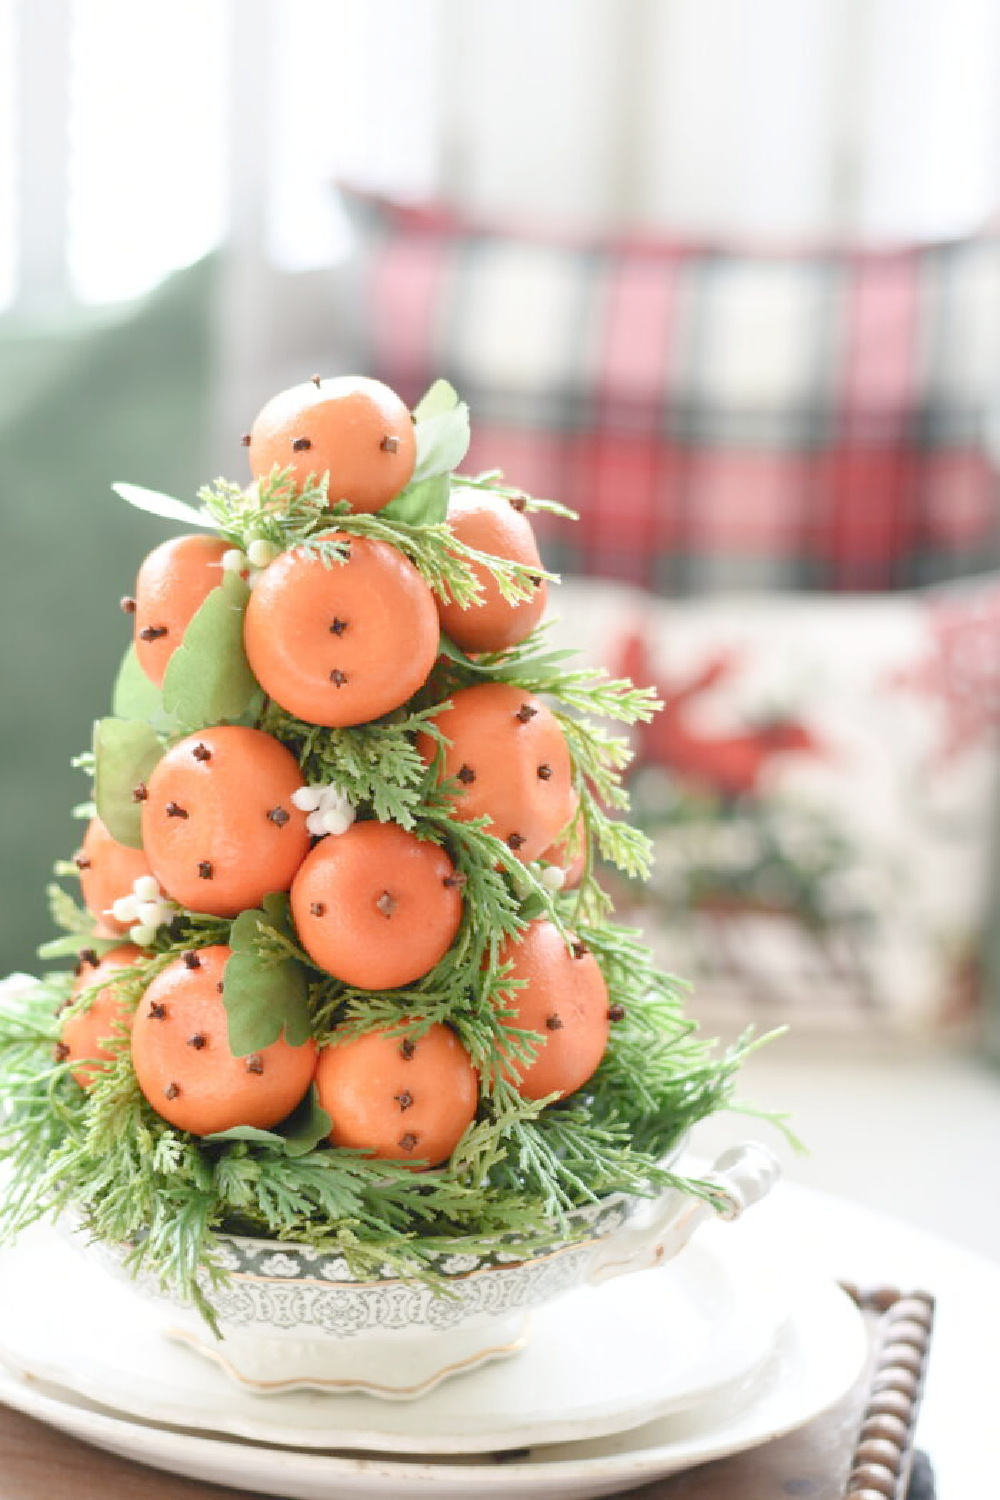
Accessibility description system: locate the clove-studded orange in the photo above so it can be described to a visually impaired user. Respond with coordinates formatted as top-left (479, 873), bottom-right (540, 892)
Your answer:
top-left (140, 726), bottom-right (310, 918)
top-left (417, 683), bottom-right (576, 863)
top-left (132, 534), bottom-right (231, 686)
top-left (436, 486), bottom-right (548, 653)
top-left (76, 815), bottom-right (154, 933)
top-left (60, 944), bottom-right (142, 1090)
top-left (290, 819), bottom-right (463, 989)
top-left (246, 375), bottom-right (416, 513)
top-left (131, 946), bottom-right (317, 1136)
top-left (495, 920), bottom-right (609, 1101)
top-left (243, 531), bottom-right (440, 728)
top-left (315, 1024), bottom-right (478, 1167)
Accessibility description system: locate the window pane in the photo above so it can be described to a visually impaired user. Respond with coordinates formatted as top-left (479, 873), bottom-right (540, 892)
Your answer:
top-left (68, 0), bottom-right (228, 303)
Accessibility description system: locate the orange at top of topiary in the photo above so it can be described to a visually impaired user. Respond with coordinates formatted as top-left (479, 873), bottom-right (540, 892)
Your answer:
top-left (246, 375), bottom-right (416, 513)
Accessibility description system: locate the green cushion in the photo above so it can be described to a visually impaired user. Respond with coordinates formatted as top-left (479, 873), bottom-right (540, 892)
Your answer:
top-left (0, 258), bottom-right (217, 976)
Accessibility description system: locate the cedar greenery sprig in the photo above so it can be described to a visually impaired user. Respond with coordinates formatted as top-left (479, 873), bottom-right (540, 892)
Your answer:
top-left (432, 623), bottom-right (660, 726)
top-left (425, 624), bottom-right (659, 895)
top-left (39, 886), bottom-right (124, 961)
top-left (47, 883), bottom-right (97, 938)
top-left (198, 470), bottom-right (557, 611)
top-left (303, 510), bottom-right (555, 611)
top-left (258, 699), bottom-right (444, 831)
top-left (453, 469), bottom-right (580, 522)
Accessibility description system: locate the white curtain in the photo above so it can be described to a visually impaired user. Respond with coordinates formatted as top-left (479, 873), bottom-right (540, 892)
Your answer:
top-left (440, 0), bottom-right (1000, 243)
top-left (6, 0), bottom-right (1000, 444)
top-left (8, 0), bottom-right (1000, 314)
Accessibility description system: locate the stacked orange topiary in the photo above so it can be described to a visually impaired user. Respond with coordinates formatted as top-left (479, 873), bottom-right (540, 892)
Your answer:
top-left (0, 375), bottom-right (752, 1303)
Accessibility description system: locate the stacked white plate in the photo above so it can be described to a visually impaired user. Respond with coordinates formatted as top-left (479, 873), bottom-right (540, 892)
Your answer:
top-left (0, 1215), bottom-right (867, 1500)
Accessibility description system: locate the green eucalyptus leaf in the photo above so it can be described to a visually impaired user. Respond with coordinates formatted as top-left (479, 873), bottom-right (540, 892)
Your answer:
top-left (436, 633), bottom-right (489, 672)
top-left (93, 718), bottom-right (163, 848)
top-left (277, 1086), bottom-right (333, 1157)
top-left (203, 1088), bottom-right (332, 1156)
top-left (202, 1124), bottom-right (287, 1147)
top-left (161, 572), bottom-right (257, 730)
top-left (112, 643), bottom-right (176, 731)
top-left (413, 379), bottom-right (461, 421)
top-left (412, 404), bottom-right (471, 484)
top-left (223, 904), bottom-right (312, 1055)
top-left (113, 482), bottom-right (214, 528)
top-left (260, 891), bottom-right (295, 937)
top-left (229, 687), bottom-right (269, 729)
top-left (379, 473), bottom-right (450, 526)
top-left (437, 634), bottom-right (580, 684)
top-left (519, 892), bottom-right (548, 923)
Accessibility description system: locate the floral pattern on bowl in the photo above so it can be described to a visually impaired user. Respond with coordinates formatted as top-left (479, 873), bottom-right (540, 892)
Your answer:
top-left (74, 1141), bottom-right (780, 1398)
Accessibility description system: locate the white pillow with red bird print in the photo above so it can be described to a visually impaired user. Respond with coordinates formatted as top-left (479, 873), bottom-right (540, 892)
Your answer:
top-left (547, 575), bottom-right (1000, 1034)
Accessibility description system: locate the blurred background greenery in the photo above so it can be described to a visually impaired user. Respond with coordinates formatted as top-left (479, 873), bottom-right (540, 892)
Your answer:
top-left (1, 260), bottom-right (215, 972)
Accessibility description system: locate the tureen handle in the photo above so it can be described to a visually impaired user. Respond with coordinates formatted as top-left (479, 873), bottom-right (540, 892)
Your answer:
top-left (587, 1140), bottom-right (781, 1286)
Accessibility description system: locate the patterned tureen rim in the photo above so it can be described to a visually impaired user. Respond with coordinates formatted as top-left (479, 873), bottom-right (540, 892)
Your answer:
top-left (223, 1226), bottom-right (608, 1290)
top-left (217, 1191), bottom-right (637, 1290)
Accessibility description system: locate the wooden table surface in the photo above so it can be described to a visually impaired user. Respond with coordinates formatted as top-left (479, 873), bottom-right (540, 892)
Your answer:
top-left (0, 1181), bottom-right (991, 1498)
top-left (0, 1371), bottom-right (879, 1500)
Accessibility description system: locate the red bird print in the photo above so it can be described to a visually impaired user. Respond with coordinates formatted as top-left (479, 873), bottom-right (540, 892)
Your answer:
top-left (619, 630), bottom-right (825, 799)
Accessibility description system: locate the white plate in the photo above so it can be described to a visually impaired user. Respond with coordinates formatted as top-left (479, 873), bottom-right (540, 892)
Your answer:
top-left (0, 1216), bottom-right (787, 1454)
top-left (0, 1277), bottom-right (865, 1500)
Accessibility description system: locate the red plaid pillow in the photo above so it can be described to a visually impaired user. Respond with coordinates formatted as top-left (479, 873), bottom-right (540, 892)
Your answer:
top-left (338, 187), bottom-right (1000, 595)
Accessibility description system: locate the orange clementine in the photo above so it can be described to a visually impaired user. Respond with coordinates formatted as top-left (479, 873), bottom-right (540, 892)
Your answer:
top-left (418, 683), bottom-right (576, 863)
top-left (436, 487), bottom-right (547, 653)
top-left (246, 375), bottom-right (415, 513)
top-left (133, 534), bottom-right (230, 686)
top-left (131, 946), bottom-right (317, 1135)
top-left (60, 944), bottom-right (142, 1089)
top-left (76, 816), bottom-right (154, 933)
top-left (290, 820), bottom-right (463, 989)
top-left (315, 1024), bottom-right (478, 1167)
top-left (243, 532), bottom-right (440, 727)
top-left (141, 726), bottom-right (310, 918)
top-left (495, 920), bottom-right (609, 1101)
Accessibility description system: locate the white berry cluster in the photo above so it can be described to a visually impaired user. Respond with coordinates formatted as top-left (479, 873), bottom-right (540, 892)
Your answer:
top-left (290, 783), bottom-right (357, 838)
top-left (220, 538), bottom-right (281, 589)
top-left (534, 862), bottom-right (566, 892)
top-left (110, 875), bottom-right (177, 947)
